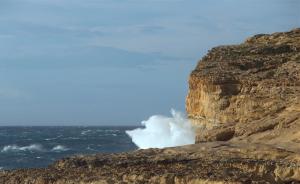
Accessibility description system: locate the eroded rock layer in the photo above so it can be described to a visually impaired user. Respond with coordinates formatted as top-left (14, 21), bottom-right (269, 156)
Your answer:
top-left (186, 28), bottom-right (300, 145)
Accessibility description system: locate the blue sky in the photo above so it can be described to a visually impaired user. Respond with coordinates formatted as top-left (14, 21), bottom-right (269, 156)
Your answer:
top-left (0, 0), bottom-right (299, 125)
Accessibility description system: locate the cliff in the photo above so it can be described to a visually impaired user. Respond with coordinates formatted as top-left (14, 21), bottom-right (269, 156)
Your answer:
top-left (186, 28), bottom-right (300, 147)
top-left (1, 28), bottom-right (300, 184)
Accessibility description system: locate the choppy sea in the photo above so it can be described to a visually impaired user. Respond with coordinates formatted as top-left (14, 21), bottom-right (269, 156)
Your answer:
top-left (0, 126), bottom-right (138, 170)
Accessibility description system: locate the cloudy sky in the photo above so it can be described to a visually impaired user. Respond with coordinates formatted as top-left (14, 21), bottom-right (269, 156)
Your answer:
top-left (0, 0), bottom-right (299, 125)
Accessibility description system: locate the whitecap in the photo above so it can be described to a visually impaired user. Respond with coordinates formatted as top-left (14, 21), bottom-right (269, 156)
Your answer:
top-left (51, 145), bottom-right (69, 152)
top-left (44, 138), bottom-right (56, 141)
top-left (62, 137), bottom-right (80, 140)
top-left (1, 144), bottom-right (44, 152)
top-left (44, 135), bottom-right (62, 141)
top-left (105, 130), bottom-right (119, 133)
top-left (81, 130), bottom-right (92, 135)
top-left (87, 145), bottom-right (97, 151)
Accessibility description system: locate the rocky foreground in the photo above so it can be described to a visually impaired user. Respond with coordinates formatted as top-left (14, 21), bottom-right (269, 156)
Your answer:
top-left (1, 142), bottom-right (300, 184)
top-left (1, 28), bottom-right (300, 184)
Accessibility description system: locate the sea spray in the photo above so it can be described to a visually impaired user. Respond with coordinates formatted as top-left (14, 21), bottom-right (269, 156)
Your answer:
top-left (126, 109), bottom-right (195, 149)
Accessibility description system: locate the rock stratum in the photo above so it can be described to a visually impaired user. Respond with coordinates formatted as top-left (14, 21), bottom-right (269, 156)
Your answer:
top-left (186, 28), bottom-right (300, 149)
top-left (1, 28), bottom-right (300, 184)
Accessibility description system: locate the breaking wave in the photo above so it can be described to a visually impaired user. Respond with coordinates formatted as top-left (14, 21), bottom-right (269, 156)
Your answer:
top-left (1, 144), bottom-right (69, 153)
top-left (1, 144), bottom-right (44, 152)
top-left (51, 145), bottom-right (69, 152)
top-left (126, 109), bottom-right (195, 149)
top-left (81, 130), bottom-right (92, 135)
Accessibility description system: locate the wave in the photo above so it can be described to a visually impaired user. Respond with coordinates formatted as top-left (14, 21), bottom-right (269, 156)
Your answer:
top-left (51, 145), bottom-right (69, 152)
top-left (1, 144), bottom-right (70, 153)
top-left (96, 129), bottom-right (119, 133)
top-left (81, 130), bottom-right (92, 135)
top-left (105, 130), bottom-right (119, 133)
top-left (44, 138), bottom-right (57, 141)
top-left (126, 109), bottom-right (195, 149)
top-left (86, 145), bottom-right (97, 151)
top-left (44, 135), bottom-right (63, 141)
top-left (1, 144), bottom-right (44, 152)
top-left (62, 137), bottom-right (80, 140)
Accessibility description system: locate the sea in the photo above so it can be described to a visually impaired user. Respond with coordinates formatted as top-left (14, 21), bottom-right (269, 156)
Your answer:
top-left (0, 126), bottom-right (138, 170)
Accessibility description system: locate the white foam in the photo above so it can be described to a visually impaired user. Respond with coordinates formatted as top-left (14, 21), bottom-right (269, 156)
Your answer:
top-left (44, 135), bottom-right (63, 141)
top-left (62, 137), bottom-right (80, 140)
top-left (126, 109), bottom-right (195, 149)
top-left (87, 145), bottom-right (97, 151)
top-left (81, 130), bottom-right (92, 135)
top-left (44, 138), bottom-right (57, 141)
top-left (51, 145), bottom-right (69, 152)
top-left (105, 130), bottom-right (119, 133)
top-left (1, 144), bottom-right (44, 152)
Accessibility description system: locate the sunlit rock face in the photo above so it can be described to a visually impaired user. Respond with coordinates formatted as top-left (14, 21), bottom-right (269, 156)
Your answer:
top-left (186, 28), bottom-right (300, 144)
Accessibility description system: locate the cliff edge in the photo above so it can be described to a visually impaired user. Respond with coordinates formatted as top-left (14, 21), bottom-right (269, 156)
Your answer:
top-left (186, 28), bottom-right (300, 148)
top-left (1, 28), bottom-right (300, 184)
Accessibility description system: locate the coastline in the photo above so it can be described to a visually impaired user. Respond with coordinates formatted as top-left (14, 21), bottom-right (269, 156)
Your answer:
top-left (1, 28), bottom-right (300, 184)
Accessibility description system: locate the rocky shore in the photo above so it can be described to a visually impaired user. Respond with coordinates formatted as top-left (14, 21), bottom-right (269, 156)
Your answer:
top-left (1, 28), bottom-right (300, 183)
top-left (1, 142), bottom-right (300, 184)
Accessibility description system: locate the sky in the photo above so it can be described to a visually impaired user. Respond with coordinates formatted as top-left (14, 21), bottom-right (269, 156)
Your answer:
top-left (0, 0), bottom-right (299, 126)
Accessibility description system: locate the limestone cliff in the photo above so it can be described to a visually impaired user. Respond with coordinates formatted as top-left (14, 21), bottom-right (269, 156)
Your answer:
top-left (186, 28), bottom-right (300, 146)
top-left (1, 29), bottom-right (300, 184)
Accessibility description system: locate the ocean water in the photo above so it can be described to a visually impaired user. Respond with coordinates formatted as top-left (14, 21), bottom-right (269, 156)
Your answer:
top-left (0, 126), bottom-right (138, 170)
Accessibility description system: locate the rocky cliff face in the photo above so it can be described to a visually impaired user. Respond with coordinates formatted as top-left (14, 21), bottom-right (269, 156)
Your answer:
top-left (1, 29), bottom-right (300, 184)
top-left (186, 28), bottom-right (300, 145)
